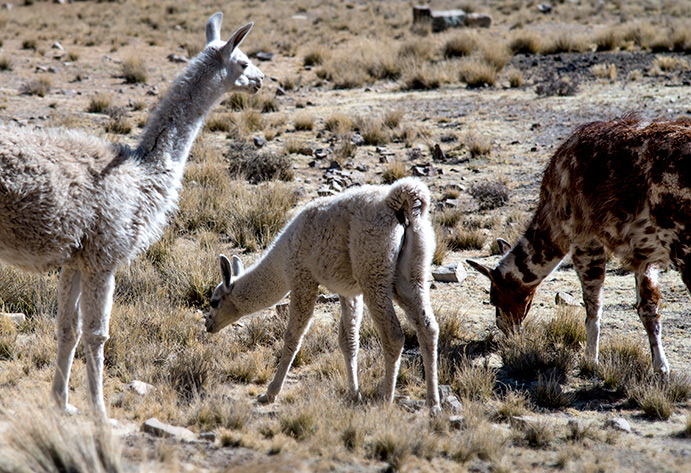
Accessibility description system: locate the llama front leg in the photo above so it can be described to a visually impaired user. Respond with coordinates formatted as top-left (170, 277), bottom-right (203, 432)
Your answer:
top-left (79, 269), bottom-right (115, 418)
top-left (394, 286), bottom-right (440, 413)
top-left (51, 268), bottom-right (82, 414)
top-left (259, 282), bottom-right (318, 404)
top-left (338, 295), bottom-right (363, 402)
top-left (635, 265), bottom-right (669, 374)
top-left (363, 290), bottom-right (404, 404)
top-left (572, 243), bottom-right (606, 365)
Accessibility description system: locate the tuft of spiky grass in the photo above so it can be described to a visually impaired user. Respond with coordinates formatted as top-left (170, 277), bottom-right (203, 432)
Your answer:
top-left (0, 56), bottom-right (12, 71)
top-left (507, 67), bottom-right (524, 88)
top-left (452, 415), bottom-right (508, 464)
top-left (452, 357), bottom-right (497, 402)
top-left (444, 226), bottom-right (487, 251)
top-left (303, 45), bottom-right (328, 67)
top-left (545, 306), bottom-right (586, 349)
top-left (325, 113), bottom-right (354, 135)
top-left (188, 395), bottom-right (254, 431)
top-left (540, 32), bottom-right (590, 55)
top-left (0, 315), bottom-right (17, 361)
top-left (279, 405), bottom-right (318, 440)
top-left (21, 38), bottom-right (37, 51)
top-left (652, 55), bottom-right (689, 73)
top-left (509, 29), bottom-right (542, 54)
top-left (591, 63), bottom-right (617, 81)
top-left (0, 405), bottom-right (123, 473)
top-left (533, 372), bottom-right (574, 409)
top-left (226, 141), bottom-right (294, 184)
top-left (432, 225), bottom-right (449, 266)
top-left (470, 180), bottom-right (508, 210)
top-left (0, 265), bottom-right (58, 317)
top-left (597, 337), bottom-right (651, 392)
top-left (381, 160), bottom-right (410, 185)
top-left (515, 418), bottom-right (556, 449)
top-left (383, 109), bottom-right (405, 129)
top-left (358, 116), bottom-right (390, 146)
top-left (120, 56), bottom-right (147, 83)
top-left (400, 60), bottom-right (447, 90)
top-left (463, 132), bottom-right (492, 158)
top-left (20, 77), bottom-right (51, 97)
top-left (86, 93), bottom-right (113, 113)
top-left (493, 389), bottom-right (530, 422)
top-left (293, 113), bottom-right (315, 131)
top-left (458, 57), bottom-right (496, 88)
top-left (443, 31), bottom-right (478, 58)
top-left (167, 345), bottom-right (213, 401)
top-left (595, 27), bottom-right (623, 51)
top-left (104, 115), bottom-right (133, 135)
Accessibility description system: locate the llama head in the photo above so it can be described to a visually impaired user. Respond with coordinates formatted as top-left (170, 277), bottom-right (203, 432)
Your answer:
top-left (466, 239), bottom-right (536, 335)
top-left (205, 12), bottom-right (263, 94)
top-left (206, 254), bottom-right (246, 333)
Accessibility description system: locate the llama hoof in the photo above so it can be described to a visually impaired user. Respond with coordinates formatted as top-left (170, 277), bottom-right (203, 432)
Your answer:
top-left (428, 404), bottom-right (442, 417)
top-left (258, 393), bottom-right (275, 404)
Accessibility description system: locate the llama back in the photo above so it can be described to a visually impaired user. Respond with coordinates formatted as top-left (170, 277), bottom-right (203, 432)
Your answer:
top-left (541, 116), bottom-right (691, 268)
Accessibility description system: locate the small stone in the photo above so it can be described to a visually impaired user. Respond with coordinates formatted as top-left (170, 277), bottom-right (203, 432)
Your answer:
top-left (200, 432), bottom-right (217, 443)
top-left (537, 3), bottom-right (552, 13)
top-left (604, 417), bottom-right (631, 433)
top-left (397, 397), bottom-right (425, 413)
top-left (254, 51), bottom-right (274, 61)
top-left (48, 66), bottom-right (61, 74)
top-left (449, 415), bottom-right (466, 430)
top-left (314, 148), bottom-right (329, 159)
top-left (253, 136), bottom-right (266, 148)
top-left (465, 13), bottom-right (492, 28)
top-left (432, 263), bottom-right (467, 283)
top-left (442, 394), bottom-right (462, 413)
top-left (555, 291), bottom-right (579, 307)
top-left (141, 418), bottom-right (197, 442)
top-left (317, 186), bottom-right (336, 196)
top-left (275, 86), bottom-right (286, 96)
top-left (442, 198), bottom-right (461, 208)
top-left (35, 65), bottom-right (49, 73)
top-left (330, 181), bottom-right (343, 192)
top-left (125, 380), bottom-right (155, 396)
top-left (432, 143), bottom-right (446, 161)
top-left (1, 313), bottom-right (26, 325)
top-left (298, 147), bottom-right (314, 156)
top-left (350, 133), bottom-right (364, 146)
top-left (2, 3), bottom-right (13, 11)
top-left (509, 415), bottom-right (541, 429)
top-left (327, 160), bottom-right (341, 170)
top-left (167, 54), bottom-right (189, 63)
top-left (355, 163), bottom-right (369, 172)
top-left (51, 42), bottom-right (64, 50)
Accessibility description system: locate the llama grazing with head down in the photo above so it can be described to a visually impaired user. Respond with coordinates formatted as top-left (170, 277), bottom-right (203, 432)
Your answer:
top-left (205, 177), bottom-right (441, 412)
top-left (0, 12), bottom-right (263, 418)
top-left (467, 115), bottom-right (691, 374)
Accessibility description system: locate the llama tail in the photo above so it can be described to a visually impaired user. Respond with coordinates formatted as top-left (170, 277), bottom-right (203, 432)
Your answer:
top-left (385, 177), bottom-right (431, 227)
top-left (386, 178), bottom-right (435, 283)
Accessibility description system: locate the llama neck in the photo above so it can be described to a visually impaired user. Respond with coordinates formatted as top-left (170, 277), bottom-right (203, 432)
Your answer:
top-left (498, 213), bottom-right (569, 287)
top-left (136, 51), bottom-right (223, 170)
top-left (231, 244), bottom-right (291, 316)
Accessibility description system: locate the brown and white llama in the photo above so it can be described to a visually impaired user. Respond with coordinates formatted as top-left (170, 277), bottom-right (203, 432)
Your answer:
top-left (205, 178), bottom-right (440, 412)
top-left (0, 12), bottom-right (263, 418)
top-left (468, 115), bottom-right (691, 374)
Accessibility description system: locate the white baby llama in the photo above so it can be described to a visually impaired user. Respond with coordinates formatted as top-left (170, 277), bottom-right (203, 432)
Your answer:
top-left (205, 177), bottom-right (440, 412)
top-left (0, 12), bottom-right (263, 418)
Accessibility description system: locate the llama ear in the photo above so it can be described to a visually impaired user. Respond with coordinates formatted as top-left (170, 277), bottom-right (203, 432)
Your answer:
top-left (466, 260), bottom-right (494, 282)
top-left (221, 22), bottom-right (253, 56)
top-left (231, 255), bottom-right (245, 277)
top-left (206, 12), bottom-right (224, 45)
top-left (496, 238), bottom-right (512, 256)
top-left (220, 254), bottom-right (232, 287)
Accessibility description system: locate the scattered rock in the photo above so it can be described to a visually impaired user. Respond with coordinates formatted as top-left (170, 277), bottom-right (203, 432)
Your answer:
top-left (2, 3), bottom-right (12, 11)
top-left (412, 6), bottom-right (467, 33)
top-left (396, 395), bottom-right (425, 413)
top-left (275, 86), bottom-right (286, 96)
top-left (200, 432), bottom-right (217, 443)
top-left (124, 380), bottom-right (155, 396)
top-left (442, 394), bottom-right (462, 413)
top-left (317, 293), bottom-right (339, 304)
top-left (537, 3), bottom-right (552, 13)
top-left (35, 65), bottom-right (49, 73)
top-left (314, 148), bottom-right (329, 159)
top-left (48, 66), bottom-right (61, 74)
top-left (441, 198), bottom-right (462, 209)
top-left (432, 263), bottom-right (467, 283)
top-left (465, 13), bottom-right (492, 28)
top-left (355, 163), bottom-right (369, 172)
top-left (604, 417), bottom-right (632, 433)
top-left (167, 54), bottom-right (188, 63)
top-left (317, 186), bottom-right (337, 196)
top-left (51, 42), bottom-right (64, 50)
top-left (509, 415), bottom-right (541, 429)
top-left (432, 143), bottom-right (446, 161)
top-left (253, 51), bottom-right (274, 62)
top-left (1, 313), bottom-right (25, 325)
top-left (449, 415), bottom-right (465, 430)
top-left (253, 136), bottom-right (266, 148)
top-left (407, 147), bottom-right (424, 160)
top-left (141, 418), bottom-right (197, 442)
top-left (555, 291), bottom-right (579, 307)
top-left (411, 162), bottom-right (443, 177)
top-left (350, 133), bottom-right (364, 146)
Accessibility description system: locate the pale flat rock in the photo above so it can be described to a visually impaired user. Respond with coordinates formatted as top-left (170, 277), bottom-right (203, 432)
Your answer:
top-left (465, 13), bottom-right (492, 28)
top-left (555, 291), bottom-right (579, 307)
top-left (604, 417), bottom-right (632, 433)
top-left (141, 418), bottom-right (197, 442)
top-left (432, 263), bottom-right (467, 283)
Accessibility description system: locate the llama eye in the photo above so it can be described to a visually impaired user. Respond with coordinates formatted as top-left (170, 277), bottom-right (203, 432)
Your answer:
top-left (210, 298), bottom-right (220, 309)
top-left (239, 62), bottom-right (248, 69)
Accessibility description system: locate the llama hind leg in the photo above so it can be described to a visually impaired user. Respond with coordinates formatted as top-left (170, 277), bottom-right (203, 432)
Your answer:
top-left (51, 268), bottom-right (82, 414)
top-left (80, 269), bottom-right (115, 418)
top-left (394, 284), bottom-right (440, 413)
top-left (259, 281), bottom-right (318, 404)
top-left (363, 288), bottom-right (404, 404)
top-left (635, 264), bottom-right (669, 374)
top-left (572, 243), bottom-right (606, 365)
top-left (338, 295), bottom-right (363, 402)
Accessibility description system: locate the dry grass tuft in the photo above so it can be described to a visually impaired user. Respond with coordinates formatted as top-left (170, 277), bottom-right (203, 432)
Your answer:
top-left (458, 57), bottom-right (496, 87)
top-left (0, 56), bottom-right (13, 71)
top-left (463, 132), bottom-right (492, 158)
top-left (591, 63), bottom-right (617, 81)
top-left (325, 113), bottom-right (354, 135)
top-left (120, 56), bottom-right (147, 84)
top-left (20, 77), bottom-right (51, 97)
top-left (533, 372), bottom-right (574, 409)
top-left (452, 357), bottom-right (497, 402)
top-left (540, 32), bottom-right (590, 55)
top-left (381, 159), bottom-right (410, 184)
top-left (470, 180), bottom-right (508, 210)
top-left (443, 30), bottom-right (478, 58)
top-left (86, 93), bottom-right (113, 113)
top-left (509, 29), bottom-right (542, 54)
top-left (507, 67), bottom-right (524, 88)
top-left (293, 113), bottom-right (315, 131)
top-left (226, 141), bottom-right (294, 184)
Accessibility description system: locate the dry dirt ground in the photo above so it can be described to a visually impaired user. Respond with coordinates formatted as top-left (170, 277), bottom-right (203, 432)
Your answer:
top-left (1, 1), bottom-right (691, 472)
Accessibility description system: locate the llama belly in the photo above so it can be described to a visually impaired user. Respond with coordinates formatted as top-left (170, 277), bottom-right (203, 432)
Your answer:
top-left (603, 221), bottom-right (679, 270)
